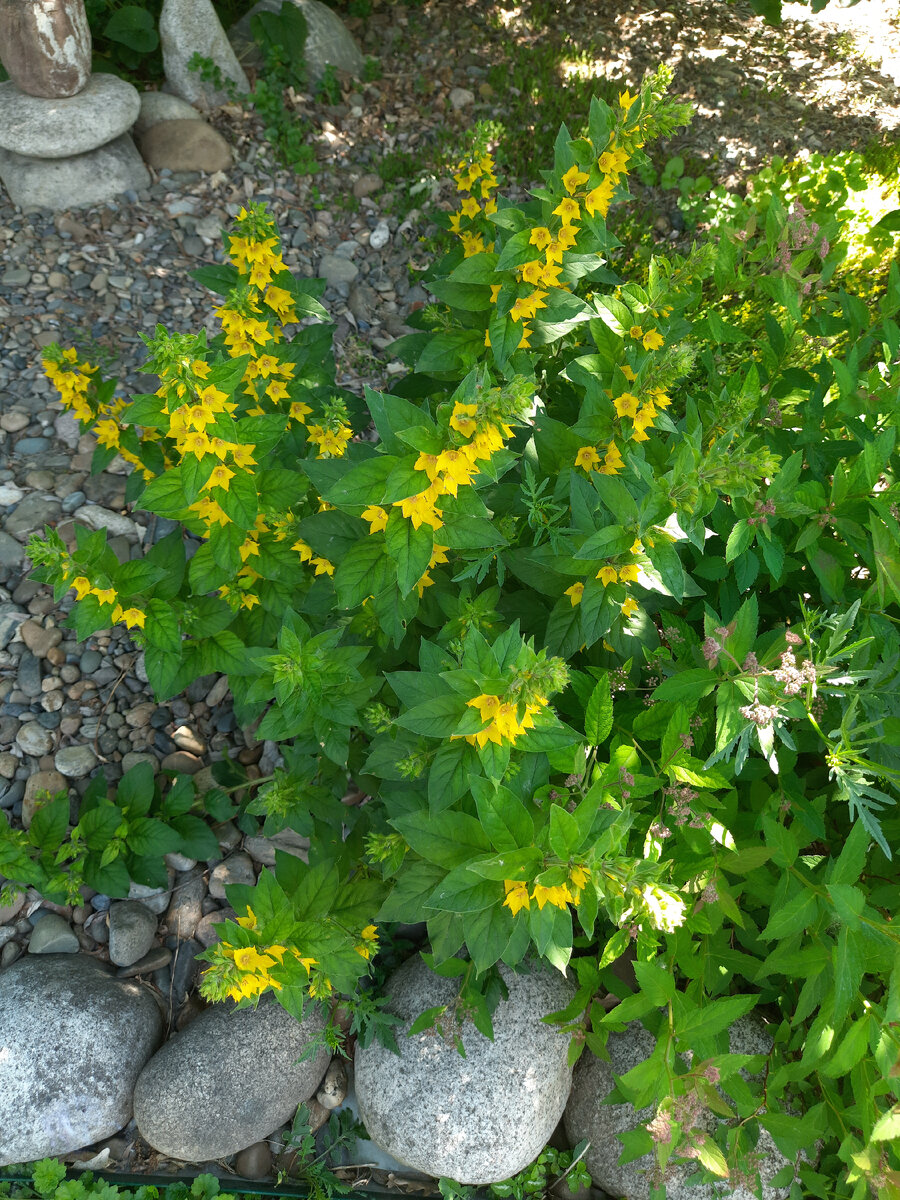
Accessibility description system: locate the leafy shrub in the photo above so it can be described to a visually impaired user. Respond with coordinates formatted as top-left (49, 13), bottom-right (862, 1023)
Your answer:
top-left (0, 760), bottom-right (246, 906)
top-left (27, 67), bottom-right (900, 1198)
top-left (1, 1162), bottom-right (254, 1200)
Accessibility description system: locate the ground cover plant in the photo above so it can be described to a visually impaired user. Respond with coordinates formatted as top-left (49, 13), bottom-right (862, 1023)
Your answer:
top-left (19, 67), bottom-right (900, 1200)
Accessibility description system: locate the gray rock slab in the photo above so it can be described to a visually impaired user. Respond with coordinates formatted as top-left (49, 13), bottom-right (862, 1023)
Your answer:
top-left (27, 912), bottom-right (79, 954)
top-left (160, 0), bottom-right (249, 107)
top-left (0, 133), bottom-right (150, 211)
top-left (133, 994), bottom-right (330, 1160)
top-left (0, 954), bottom-right (163, 1166)
top-left (564, 1016), bottom-right (792, 1200)
top-left (5, 494), bottom-right (61, 540)
top-left (208, 851), bottom-right (255, 900)
top-left (72, 504), bottom-right (138, 540)
top-left (108, 900), bottom-right (158, 967)
top-left (355, 957), bottom-right (575, 1184)
top-left (229, 0), bottom-right (363, 82)
top-left (0, 74), bottom-right (141, 158)
top-left (319, 252), bottom-right (358, 286)
top-left (134, 89), bottom-right (200, 136)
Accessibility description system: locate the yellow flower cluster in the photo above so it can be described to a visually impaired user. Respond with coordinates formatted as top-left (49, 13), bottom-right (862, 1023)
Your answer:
top-left (564, 538), bottom-right (645, 623)
top-left (449, 152), bottom-right (499, 259)
top-left (383, 401), bottom-right (514, 540)
top-left (464, 691), bottom-right (547, 749)
top-left (502, 865), bottom-right (590, 916)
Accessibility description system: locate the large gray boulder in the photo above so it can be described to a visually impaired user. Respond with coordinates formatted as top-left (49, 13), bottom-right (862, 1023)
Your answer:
top-left (0, 74), bottom-right (140, 157)
top-left (0, 132), bottom-right (149, 210)
top-left (355, 956), bottom-right (575, 1184)
top-left (0, 954), bottom-right (163, 1166)
top-left (229, 0), bottom-right (363, 84)
top-left (564, 1017), bottom-right (796, 1200)
top-left (133, 994), bottom-right (330, 1160)
top-left (160, 0), bottom-right (249, 108)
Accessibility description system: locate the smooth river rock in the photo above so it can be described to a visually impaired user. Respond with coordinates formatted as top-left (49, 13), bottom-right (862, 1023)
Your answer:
top-left (0, 132), bottom-right (149, 210)
top-left (355, 956), bottom-right (575, 1184)
top-left (229, 0), bottom-right (363, 83)
top-left (133, 993), bottom-right (330, 1160)
top-left (0, 0), bottom-right (92, 98)
top-left (159, 0), bottom-right (249, 108)
top-left (0, 954), bottom-right (163, 1166)
top-left (0, 74), bottom-right (141, 158)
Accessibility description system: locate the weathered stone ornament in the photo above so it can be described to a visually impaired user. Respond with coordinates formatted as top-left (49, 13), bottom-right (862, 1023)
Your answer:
top-left (0, 0), bottom-right (92, 99)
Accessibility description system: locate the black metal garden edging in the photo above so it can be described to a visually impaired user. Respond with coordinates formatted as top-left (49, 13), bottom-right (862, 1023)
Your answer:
top-left (0, 1170), bottom-right (358, 1200)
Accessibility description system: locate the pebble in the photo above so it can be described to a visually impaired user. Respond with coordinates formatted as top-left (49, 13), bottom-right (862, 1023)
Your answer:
top-left (27, 911), bottom-right (79, 954)
top-left (55, 745), bottom-right (98, 778)
top-left (171, 725), bottom-right (206, 755)
top-left (208, 852), bottom-right (256, 899)
top-left (234, 1141), bottom-right (273, 1179)
top-left (115, 945), bottom-right (173, 978)
top-left (161, 750), bottom-right (202, 774)
top-left (108, 899), bottom-right (159, 967)
top-left (20, 620), bottom-right (62, 658)
top-left (316, 1058), bottom-right (349, 1110)
top-left (16, 723), bottom-right (54, 757)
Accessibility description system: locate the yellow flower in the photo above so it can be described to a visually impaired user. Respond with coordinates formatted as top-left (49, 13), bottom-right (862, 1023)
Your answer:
top-left (93, 586), bottom-right (117, 607)
top-left (565, 582), bottom-right (584, 607)
top-left (552, 197), bottom-right (580, 226)
top-left (203, 464), bottom-right (235, 492)
top-left (597, 565), bottom-right (619, 586)
top-left (236, 908), bottom-right (258, 931)
top-left (71, 576), bottom-right (92, 601)
top-left (561, 164), bottom-right (590, 194)
top-left (361, 505), bottom-right (389, 534)
top-left (289, 400), bottom-right (312, 423)
top-left (614, 392), bottom-right (640, 419)
top-left (120, 607), bottom-right (146, 630)
top-left (355, 924), bottom-right (379, 959)
top-left (629, 325), bottom-right (644, 341)
top-left (460, 196), bottom-right (480, 219)
top-left (394, 491), bottom-right (443, 531)
top-left (619, 89), bottom-right (637, 111)
top-left (291, 948), bottom-right (318, 971)
top-left (574, 446), bottom-right (601, 473)
top-left (531, 882), bottom-right (572, 911)
top-left (451, 403), bottom-right (480, 441)
top-left (643, 328), bottom-right (664, 351)
top-left (529, 226), bottom-right (552, 250)
top-left (312, 556), bottom-right (335, 577)
top-left (503, 879), bottom-right (531, 916)
top-left (520, 260), bottom-right (544, 286)
top-left (585, 179), bottom-right (615, 219)
top-left (233, 946), bottom-right (277, 972)
top-left (94, 419), bottom-right (120, 450)
top-left (618, 563), bottom-right (640, 583)
top-left (621, 597), bottom-right (639, 618)
top-left (231, 443), bottom-right (257, 469)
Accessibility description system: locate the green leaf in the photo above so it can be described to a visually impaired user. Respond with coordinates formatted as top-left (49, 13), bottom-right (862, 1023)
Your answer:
top-left (78, 804), bottom-right (123, 851)
top-left (633, 958), bottom-right (676, 1005)
top-left (126, 817), bottom-right (184, 858)
top-left (548, 804), bottom-right (582, 859)
top-left (217, 471), bottom-right (258, 530)
top-left (725, 520), bottom-right (753, 563)
top-left (674, 994), bottom-right (758, 1042)
top-left (463, 903), bottom-right (514, 973)
top-left (871, 1105), bottom-right (900, 1142)
top-left (327, 455), bottom-right (396, 506)
top-left (377, 861), bottom-right (446, 922)
top-left (472, 779), bottom-right (535, 851)
top-left (28, 793), bottom-right (70, 852)
top-left (385, 510), bottom-right (433, 597)
top-left (391, 810), bottom-right (491, 869)
top-left (116, 761), bottom-right (156, 816)
top-left (168, 814), bottom-right (219, 860)
top-left (424, 865), bottom-right (498, 913)
top-left (584, 672), bottom-right (613, 744)
top-left (145, 599), bottom-right (181, 656)
top-left (654, 669), bottom-right (716, 703)
top-left (828, 821), bottom-right (869, 886)
top-left (141, 468), bottom-right (188, 518)
top-left (761, 889), bottom-right (819, 940)
top-left (826, 882), bottom-right (865, 929)
top-left (103, 5), bottom-right (159, 51)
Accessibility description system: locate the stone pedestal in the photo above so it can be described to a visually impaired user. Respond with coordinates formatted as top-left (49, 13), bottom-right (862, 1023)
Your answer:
top-left (0, 133), bottom-right (149, 210)
top-left (0, 0), bottom-right (92, 98)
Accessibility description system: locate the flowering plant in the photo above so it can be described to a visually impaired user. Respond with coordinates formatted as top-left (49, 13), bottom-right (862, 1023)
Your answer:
top-left (27, 67), bottom-right (900, 1197)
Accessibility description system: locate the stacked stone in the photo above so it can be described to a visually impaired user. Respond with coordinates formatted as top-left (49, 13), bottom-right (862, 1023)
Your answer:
top-left (0, 0), bottom-right (150, 210)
